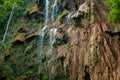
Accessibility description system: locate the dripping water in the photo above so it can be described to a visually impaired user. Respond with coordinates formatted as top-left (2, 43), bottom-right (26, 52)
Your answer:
top-left (2, 3), bottom-right (15, 43)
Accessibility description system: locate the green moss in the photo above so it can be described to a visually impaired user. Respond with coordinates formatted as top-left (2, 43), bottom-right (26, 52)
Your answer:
top-left (55, 10), bottom-right (69, 25)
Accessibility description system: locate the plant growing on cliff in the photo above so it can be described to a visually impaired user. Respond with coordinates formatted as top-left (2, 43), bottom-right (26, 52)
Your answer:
top-left (103, 0), bottom-right (120, 23)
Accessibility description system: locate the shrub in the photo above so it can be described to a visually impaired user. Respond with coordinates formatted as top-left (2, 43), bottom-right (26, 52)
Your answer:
top-left (103, 0), bottom-right (120, 23)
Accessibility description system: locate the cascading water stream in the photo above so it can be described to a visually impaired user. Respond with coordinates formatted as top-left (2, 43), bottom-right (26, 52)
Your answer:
top-left (2, 3), bottom-right (15, 43)
top-left (39, 25), bottom-right (47, 59)
top-left (48, 28), bottom-right (57, 80)
top-left (49, 28), bottom-right (57, 55)
top-left (39, 0), bottom-right (50, 60)
top-left (49, 0), bottom-right (58, 55)
top-left (51, 0), bottom-right (58, 22)
top-left (45, 0), bottom-right (50, 24)
top-left (50, 0), bottom-right (58, 51)
top-left (48, 0), bottom-right (58, 80)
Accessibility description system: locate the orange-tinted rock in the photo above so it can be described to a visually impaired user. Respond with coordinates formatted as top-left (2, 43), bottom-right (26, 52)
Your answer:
top-left (12, 34), bottom-right (25, 45)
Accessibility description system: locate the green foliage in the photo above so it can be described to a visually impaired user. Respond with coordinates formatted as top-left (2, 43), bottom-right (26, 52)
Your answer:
top-left (108, 8), bottom-right (120, 23)
top-left (0, 0), bottom-right (24, 24)
top-left (0, 0), bottom-right (25, 42)
top-left (103, 0), bottom-right (120, 23)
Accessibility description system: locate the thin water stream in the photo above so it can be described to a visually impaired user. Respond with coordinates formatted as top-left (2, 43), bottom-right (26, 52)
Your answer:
top-left (51, 0), bottom-right (58, 22)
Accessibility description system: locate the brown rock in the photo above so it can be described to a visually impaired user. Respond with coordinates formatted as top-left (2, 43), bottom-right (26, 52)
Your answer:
top-left (12, 33), bottom-right (25, 45)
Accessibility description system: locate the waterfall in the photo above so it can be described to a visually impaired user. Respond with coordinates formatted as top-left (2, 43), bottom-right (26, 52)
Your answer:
top-left (51, 0), bottom-right (58, 22)
top-left (38, 0), bottom-right (50, 77)
top-left (49, 28), bottom-right (57, 80)
top-left (50, 0), bottom-right (58, 54)
top-left (45, 0), bottom-right (50, 24)
top-left (49, 28), bottom-right (57, 54)
top-left (39, 25), bottom-right (47, 59)
top-left (2, 3), bottom-right (15, 43)
top-left (38, 0), bottom-right (58, 79)
top-left (39, 0), bottom-right (50, 58)
top-left (48, 1), bottom-right (58, 80)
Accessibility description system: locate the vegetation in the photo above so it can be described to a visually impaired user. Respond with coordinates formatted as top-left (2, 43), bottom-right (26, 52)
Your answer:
top-left (0, 0), bottom-right (25, 41)
top-left (0, 0), bottom-right (25, 24)
top-left (103, 0), bottom-right (120, 23)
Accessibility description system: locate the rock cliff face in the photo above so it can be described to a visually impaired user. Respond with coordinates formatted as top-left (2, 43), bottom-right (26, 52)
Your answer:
top-left (0, 0), bottom-right (120, 80)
